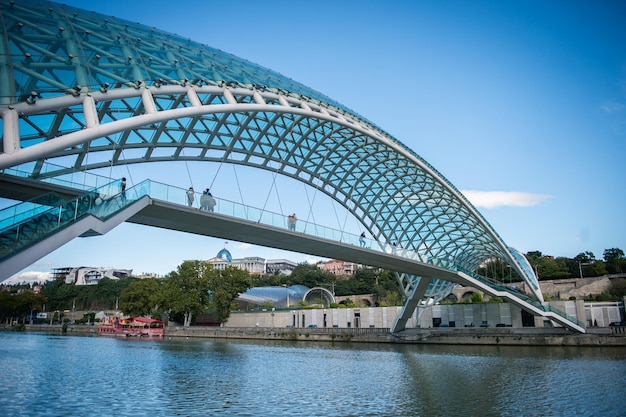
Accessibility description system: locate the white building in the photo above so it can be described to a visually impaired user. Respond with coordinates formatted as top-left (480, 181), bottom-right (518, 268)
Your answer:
top-left (266, 259), bottom-right (298, 275)
top-left (55, 267), bottom-right (133, 285)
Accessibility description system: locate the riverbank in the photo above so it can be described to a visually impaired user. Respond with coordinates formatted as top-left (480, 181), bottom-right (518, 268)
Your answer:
top-left (6, 323), bottom-right (626, 346)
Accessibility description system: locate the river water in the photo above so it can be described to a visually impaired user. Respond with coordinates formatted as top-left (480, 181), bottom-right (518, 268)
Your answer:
top-left (0, 332), bottom-right (624, 417)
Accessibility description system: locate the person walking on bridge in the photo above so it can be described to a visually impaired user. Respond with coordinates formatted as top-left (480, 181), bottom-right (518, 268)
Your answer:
top-left (186, 187), bottom-right (195, 207)
top-left (359, 232), bottom-right (367, 247)
top-left (119, 177), bottom-right (126, 201)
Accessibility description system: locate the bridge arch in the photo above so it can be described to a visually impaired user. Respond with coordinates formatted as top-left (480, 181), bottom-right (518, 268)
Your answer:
top-left (0, 0), bottom-right (555, 329)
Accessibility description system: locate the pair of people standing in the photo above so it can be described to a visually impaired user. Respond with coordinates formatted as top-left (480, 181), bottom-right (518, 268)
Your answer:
top-left (200, 188), bottom-right (216, 212)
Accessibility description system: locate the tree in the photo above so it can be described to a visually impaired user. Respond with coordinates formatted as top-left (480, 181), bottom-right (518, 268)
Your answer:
top-left (289, 263), bottom-right (335, 288)
top-left (574, 251), bottom-right (595, 263)
top-left (603, 248), bottom-right (624, 262)
top-left (526, 251), bottom-right (543, 262)
top-left (120, 278), bottom-right (162, 317)
top-left (470, 292), bottom-right (483, 303)
top-left (208, 265), bottom-right (252, 324)
top-left (536, 257), bottom-right (570, 279)
top-left (604, 248), bottom-right (625, 274)
top-left (162, 261), bottom-right (211, 327)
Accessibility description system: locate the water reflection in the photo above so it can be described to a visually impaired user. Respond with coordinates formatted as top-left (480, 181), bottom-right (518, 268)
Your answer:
top-left (0, 333), bottom-right (624, 417)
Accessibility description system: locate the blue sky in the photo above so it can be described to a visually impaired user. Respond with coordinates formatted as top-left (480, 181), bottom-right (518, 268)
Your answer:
top-left (6, 0), bottom-right (626, 283)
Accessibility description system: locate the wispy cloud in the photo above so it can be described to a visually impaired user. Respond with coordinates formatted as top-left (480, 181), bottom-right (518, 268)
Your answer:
top-left (4, 270), bottom-right (52, 285)
top-left (601, 100), bottom-right (625, 113)
top-left (462, 190), bottom-right (553, 209)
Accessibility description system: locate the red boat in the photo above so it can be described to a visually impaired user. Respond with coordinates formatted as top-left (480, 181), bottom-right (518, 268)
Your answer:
top-left (97, 317), bottom-right (164, 338)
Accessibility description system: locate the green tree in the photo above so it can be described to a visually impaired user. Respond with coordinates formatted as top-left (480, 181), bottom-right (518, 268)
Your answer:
top-left (603, 248), bottom-right (624, 262)
top-left (574, 251), bottom-right (595, 263)
top-left (372, 270), bottom-right (403, 306)
top-left (120, 278), bottom-right (162, 317)
top-left (525, 251), bottom-right (543, 263)
top-left (289, 263), bottom-right (335, 288)
top-left (536, 256), bottom-right (570, 279)
top-left (208, 265), bottom-right (252, 324)
top-left (604, 248), bottom-right (625, 274)
top-left (162, 261), bottom-right (211, 327)
top-left (0, 291), bottom-right (46, 323)
top-left (470, 292), bottom-right (483, 303)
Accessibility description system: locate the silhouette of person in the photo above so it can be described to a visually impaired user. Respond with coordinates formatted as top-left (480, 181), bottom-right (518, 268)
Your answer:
top-left (186, 187), bottom-right (195, 207)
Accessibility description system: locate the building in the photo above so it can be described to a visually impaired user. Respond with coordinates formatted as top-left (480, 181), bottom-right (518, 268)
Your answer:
top-left (206, 248), bottom-right (297, 276)
top-left (206, 249), bottom-right (265, 275)
top-left (265, 259), bottom-right (298, 276)
top-left (320, 259), bottom-right (362, 275)
top-left (54, 267), bottom-right (132, 285)
top-left (232, 257), bottom-right (266, 275)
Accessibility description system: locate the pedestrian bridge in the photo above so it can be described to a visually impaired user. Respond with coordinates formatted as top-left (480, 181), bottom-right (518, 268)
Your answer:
top-left (0, 0), bottom-right (585, 333)
top-left (0, 170), bottom-right (585, 333)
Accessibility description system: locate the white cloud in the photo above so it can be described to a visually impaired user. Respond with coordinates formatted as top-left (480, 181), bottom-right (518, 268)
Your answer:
top-left (4, 270), bottom-right (52, 285)
top-left (601, 101), bottom-right (625, 113)
top-left (462, 190), bottom-right (553, 209)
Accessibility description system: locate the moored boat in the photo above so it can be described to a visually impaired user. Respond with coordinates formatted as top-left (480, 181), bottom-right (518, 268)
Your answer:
top-left (97, 317), bottom-right (164, 337)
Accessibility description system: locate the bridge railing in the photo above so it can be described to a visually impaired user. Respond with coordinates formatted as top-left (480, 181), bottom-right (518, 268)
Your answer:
top-left (144, 179), bottom-right (368, 247)
top-left (0, 179), bottom-right (148, 260)
top-left (2, 162), bottom-right (116, 192)
top-left (0, 192), bottom-right (67, 231)
top-left (454, 267), bottom-right (586, 327)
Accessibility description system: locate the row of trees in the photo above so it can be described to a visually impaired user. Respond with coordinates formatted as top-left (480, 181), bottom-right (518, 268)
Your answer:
top-left (479, 248), bottom-right (626, 282)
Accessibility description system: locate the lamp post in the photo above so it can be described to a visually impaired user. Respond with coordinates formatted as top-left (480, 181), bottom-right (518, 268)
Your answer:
top-left (578, 261), bottom-right (590, 279)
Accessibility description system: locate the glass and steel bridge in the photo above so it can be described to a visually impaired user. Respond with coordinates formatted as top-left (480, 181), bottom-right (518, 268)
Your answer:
top-left (0, 0), bottom-right (584, 332)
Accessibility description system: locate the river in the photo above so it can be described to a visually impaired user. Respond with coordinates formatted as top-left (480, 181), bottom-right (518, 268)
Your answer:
top-left (0, 332), bottom-right (624, 417)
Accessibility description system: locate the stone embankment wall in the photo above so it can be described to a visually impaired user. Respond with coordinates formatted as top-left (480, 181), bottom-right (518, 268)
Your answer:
top-left (5, 324), bottom-right (625, 346)
top-left (166, 326), bottom-right (626, 346)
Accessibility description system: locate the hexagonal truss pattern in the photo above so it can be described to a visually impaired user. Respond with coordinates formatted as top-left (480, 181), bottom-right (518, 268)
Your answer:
top-left (0, 0), bottom-right (542, 304)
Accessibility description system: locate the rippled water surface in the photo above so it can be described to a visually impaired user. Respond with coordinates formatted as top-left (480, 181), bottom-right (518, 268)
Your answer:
top-left (1, 332), bottom-right (624, 416)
